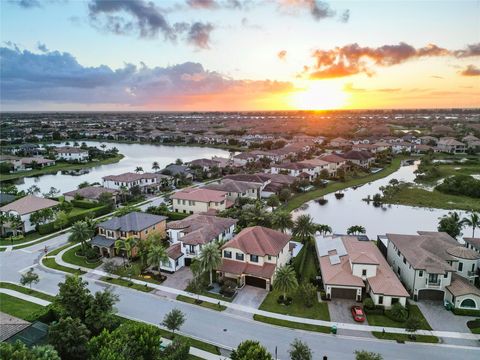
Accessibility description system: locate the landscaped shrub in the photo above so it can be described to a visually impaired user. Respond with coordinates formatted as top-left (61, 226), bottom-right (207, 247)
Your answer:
top-left (220, 279), bottom-right (237, 298)
top-left (386, 302), bottom-right (408, 322)
top-left (85, 247), bottom-right (100, 261)
top-left (37, 222), bottom-right (55, 235)
top-left (467, 319), bottom-right (480, 329)
top-left (453, 308), bottom-right (480, 317)
top-left (365, 305), bottom-right (385, 315)
top-left (363, 298), bottom-right (375, 310)
top-left (71, 199), bottom-right (100, 209)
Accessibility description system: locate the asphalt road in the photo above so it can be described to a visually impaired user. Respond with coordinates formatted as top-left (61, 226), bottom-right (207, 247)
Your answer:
top-left (1, 235), bottom-right (479, 360)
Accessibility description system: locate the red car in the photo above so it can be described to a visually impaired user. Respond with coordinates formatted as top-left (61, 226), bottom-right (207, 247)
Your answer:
top-left (351, 306), bottom-right (366, 322)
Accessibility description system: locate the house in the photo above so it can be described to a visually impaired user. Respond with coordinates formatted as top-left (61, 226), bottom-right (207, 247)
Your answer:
top-left (53, 146), bottom-right (89, 162)
top-left (171, 188), bottom-right (232, 214)
top-left (464, 237), bottom-right (480, 254)
top-left (270, 162), bottom-right (315, 179)
top-left (102, 172), bottom-right (159, 193)
top-left (340, 150), bottom-right (375, 168)
top-left (63, 186), bottom-right (119, 204)
top-left (187, 158), bottom-right (222, 171)
top-left (0, 156), bottom-right (55, 172)
top-left (329, 137), bottom-right (351, 148)
top-left (163, 213), bottom-right (237, 271)
top-left (436, 138), bottom-right (466, 154)
top-left (299, 158), bottom-right (330, 176)
top-left (223, 174), bottom-right (271, 192)
top-left (383, 231), bottom-right (480, 310)
top-left (217, 226), bottom-right (291, 290)
top-left (233, 152), bottom-right (257, 166)
top-left (318, 154), bottom-right (347, 176)
top-left (163, 164), bottom-right (194, 180)
top-left (315, 235), bottom-right (409, 307)
top-left (91, 212), bottom-right (167, 258)
top-left (257, 173), bottom-right (297, 198)
top-left (0, 196), bottom-right (59, 234)
top-left (462, 135), bottom-right (480, 150)
top-left (204, 179), bottom-right (261, 201)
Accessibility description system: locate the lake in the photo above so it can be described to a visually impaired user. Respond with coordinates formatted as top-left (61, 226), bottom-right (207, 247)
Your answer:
top-left (292, 161), bottom-right (469, 239)
top-left (14, 142), bottom-right (231, 194)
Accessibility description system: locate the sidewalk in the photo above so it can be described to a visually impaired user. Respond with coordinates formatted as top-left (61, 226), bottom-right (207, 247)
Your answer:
top-left (50, 246), bottom-right (480, 341)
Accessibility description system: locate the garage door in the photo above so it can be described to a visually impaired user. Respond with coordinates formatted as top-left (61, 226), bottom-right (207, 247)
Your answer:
top-left (245, 276), bottom-right (267, 289)
top-left (331, 287), bottom-right (357, 299)
top-left (417, 289), bottom-right (444, 301)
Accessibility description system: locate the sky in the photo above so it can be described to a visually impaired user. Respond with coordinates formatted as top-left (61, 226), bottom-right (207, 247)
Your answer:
top-left (0, 0), bottom-right (479, 111)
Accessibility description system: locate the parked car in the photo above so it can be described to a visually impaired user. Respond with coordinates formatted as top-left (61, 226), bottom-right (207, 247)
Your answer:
top-left (351, 306), bottom-right (365, 322)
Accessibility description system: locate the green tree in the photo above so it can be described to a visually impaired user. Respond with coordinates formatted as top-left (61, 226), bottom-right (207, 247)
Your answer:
top-left (273, 265), bottom-right (298, 299)
top-left (27, 184), bottom-right (41, 195)
top-left (297, 282), bottom-right (317, 307)
top-left (54, 210), bottom-right (69, 230)
top-left (231, 340), bottom-right (273, 360)
top-left (462, 211), bottom-right (479, 238)
top-left (115, 237), bottom-right (138, 261)
top-left (84, 288), bottom-right (119, 336)
top-left (49, 317), bottom-right (90, 360)
top-left (438, 211), bottom-right (463, 238)
top-left (198, 242), bottom-right (222, 285)
top-left (292, 214), bottom-right (316, 245)
top-left (30, 208), bottom-right (55, 227)
top-left (162, 308), bottom-right (185, 334)
top-left (316, 224), bottom-right (332, 236)
top-left (114, 205), bottom-right (139, 217)
top-left (78, 181), bottom-right (90, 189)
top-left (20, 267), bottom-right (40, 289)
top-left (98, 192), bottom-right (115, 211)
top-left (152, 161), bottom-right (160, 171)
top-left (405, 316), bottom-right (423, 339)
top-left (289, 338), bottom-right (312, 360)
top-left (272, 211), bottom-right (294, 233)
top-left (0, 341), bottom-right (60, 360)
top-left (55, 275), bottom-right (92, 320)
top-left (7, 214), bottom-right (24, 236)
top-left (69, 220), bottom-right (94, 252)
top-left (278, 188), bottom-right (291, 203)
top-left (354, 350), bottom-right (383, 360)
top-left (146, 244), bottom-right (168, 271)
top-left (266, 195), bottom-right (280, 209)
top-left (161, 337), bottom-right (190, 360)
top-left (134, 166), bottom-right (144, 173)
top-left (347, 225), bottom-right (366, 235)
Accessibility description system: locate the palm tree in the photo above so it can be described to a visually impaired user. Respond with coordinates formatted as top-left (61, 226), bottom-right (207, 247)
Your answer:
top-left (347, 225), bottom-right (366, 235)
top-left (8, 214), bottom-right (24, 237)
top-left (68, 221), bottom-right (94, 252)
top-left (119, 185), bottom-right (129, 203)
top-left (462, 212), bottom-right (480, 238)
top-left (199, 242), bottom-right (222, 285)
top-left (134, 166), bottom-right (144, 173)
top-left (152, 161), bottom-right (160, 172)
top-left (114, 237), bottom-right (137, 262)
top-left (146, 244), bottom-right (168, 271)
top-left (316, 224), bottom-right (332, 236)
top-left (273, 265), bottom-right (298, 300)
top-left (292, 214), bottom-right (317, 245)
top-left (272, 211), bottom-right (294, 233)
top-left (438, 211), bottom-right (463, 239)
top-left (114, 239), bottom-right (126, 264)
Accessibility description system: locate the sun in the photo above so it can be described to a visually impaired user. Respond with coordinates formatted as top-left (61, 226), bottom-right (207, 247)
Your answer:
top-left (290, 81), bottom-right (348, 110)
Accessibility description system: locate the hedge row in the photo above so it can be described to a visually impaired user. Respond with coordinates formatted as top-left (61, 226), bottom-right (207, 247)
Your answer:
top-left (453, 308), bottom-right (480, 317)
top-left (37, 205), bottom-right (110, 235)
top-left (71, 199), bottom-right (101, 209)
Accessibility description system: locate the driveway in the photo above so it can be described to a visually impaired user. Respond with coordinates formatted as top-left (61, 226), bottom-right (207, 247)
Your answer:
top-left (416, 300), bottom-right (478, 346)
top-left (161, 267), bottom-right (192, 292)
top-left (329, 299), bottom-right (373, 338)
top-left (229, 285), bottom-right (267, 313)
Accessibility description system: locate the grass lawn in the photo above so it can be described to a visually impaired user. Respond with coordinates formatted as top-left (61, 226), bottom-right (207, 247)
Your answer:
top-left (42, 257), bottom-right (86, 275)
top-left (61, 244), bottom-right (102, 269)
top-left (0, 154), bottom-right (124, 182)
top-left (372, 331), bottom-right (438, 343)
top-left (100, 276), bottom-right (153, 292)
top-left (467, 319), bottom-right (480, 334)
top-left (0, 282), bottom-right (55, 302)
top-left (282, 157), bottom-right (405, 212)
top-left (0, 232), bottom-right (43, 246)
top-left (293, 245), bottom-right (319, 283)
top-left (259, 289), bottom-right (330, 321)
top-left (0, 293), bottom-right (45, 321)
top-left (45, 242), bottom-right (74, 257)
top-left (176, 295), bottom-right (226, 311)
top-left (253, 314), bottom-right (330, 333)
top-left (384, 186), bottom-right (480, 212)
top-left (366, 304), bottom-right (432, 330)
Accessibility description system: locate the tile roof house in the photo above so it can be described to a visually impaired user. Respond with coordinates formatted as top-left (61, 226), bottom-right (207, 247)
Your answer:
top-left (204, 179), bottom-right (261, 201)
top-left (171, 188), bottom-right (232, 214)
top-left (340, 150), bottom-right (375, 168)
top-left (384, 231), bottom-right (480, 309)
top-left (102, 172), bottom-right (161, 193)
top-left (91, 212), bottom-right (167, 258)
top-left (53, 146), bottom-right (89, 162)
top-left (0, 196), bottom-right (59, 234)
top-left (63, 186), bottom-right (119, 203)
top-left (315, 235), bottom-right (409, 307)
top-left (217, 226), bottom-right (291, 290)
top-left (436, 138), bottom-right (466, 154)
top-left (270, 162), bottom-right (316, 180)
top-left (162, 213), bottom-right (237, 272)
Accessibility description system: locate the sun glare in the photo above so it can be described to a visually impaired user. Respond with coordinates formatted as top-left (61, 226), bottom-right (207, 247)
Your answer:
top-left (290, 81), bottom-right (348, 110)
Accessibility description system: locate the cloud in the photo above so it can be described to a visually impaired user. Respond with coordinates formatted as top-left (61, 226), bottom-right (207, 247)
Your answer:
top-left (460, 65), bottom-right (480, 76)
top-left (37, 43), bottom-right (49, 52)
top-left (306, 42), bottom-right (451, 79)
top-left (185, 0), bottom-right (247, 10)
top-left (454, 43), bottom-right (480, 58)
top-left (277, 50), bottom-right (287, 60)
top-left (186, 0), bottom-right (219, 9)
top-left (0, 45), bottom-right (293, 109)
top-left (187, 22), bottom-right (214, 49)
top-left (279, 0), bottom-right (348, 22)
top-left (9, 0), bottom-right (41, 8)
top-left (344, 83), bottom-right (401, 93)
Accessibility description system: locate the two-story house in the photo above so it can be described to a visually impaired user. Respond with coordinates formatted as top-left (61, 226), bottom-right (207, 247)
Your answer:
top-left (270, 162), bottom-right (316, 180)
top-left (53, 146), bottom-right (89, 162)
top-left (315, 235), bottom-right (409, 307)
top-left (91, 212), bottom-right (167, 258)
top-left (436, 138), bottom-right (466, 154)
top-left (384, 231), bottom-right (480, 310)
top-left (102, 172), bottom-right (159, 193)
top-left (204, 179), bottom-right (261, 201)
top-left (171, 188), bottom-right (232, 214)
top-left (318, 154), bottom-right (347, 176)
top-left (340, 150), bottom-right (375, 168)
top-left (217, 226), bottom-right (291, 290)
top-left (162, 213), bottom-right (237, 272)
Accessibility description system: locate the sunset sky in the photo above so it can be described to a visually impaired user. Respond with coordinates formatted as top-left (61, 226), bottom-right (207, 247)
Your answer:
top-left (1, 0), bottom-right (479, 111)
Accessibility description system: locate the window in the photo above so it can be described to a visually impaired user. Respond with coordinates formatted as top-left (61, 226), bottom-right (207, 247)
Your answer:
top-left (250, 255), bottom-right (259, 263)
top-left (403, 257), bottom-right (406, 264)
top-left (378, 296), bottom-right (383, 305)
top-left (460, 298), bottom-right (476, 308)
top-left (223, 250), bottom-right (232, 259)
top-left (362, 269), bottom-right (367, 276)
top-left (458, 262), bottom-right (463, 272)
top-left (428, 273), bottom-right (438, 283)
top-left (236, 253), bottom-right (244, 261)
top-left (444, 273), bottom-right (448, 278)
top-left (419, 270), bottom-right (423, 277)
top-left (267, 255), bottom-right (272, 261)
top-left (397, 249), bottom-right (400, 256)
top-left (392, 298), bottom-right (399, 304)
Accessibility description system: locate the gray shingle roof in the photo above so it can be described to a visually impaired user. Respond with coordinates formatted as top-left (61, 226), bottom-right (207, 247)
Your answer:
top-left (98, 212), bottom-right (167, 232)
top-left (91, 235), bottom-right (115, 248)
